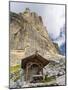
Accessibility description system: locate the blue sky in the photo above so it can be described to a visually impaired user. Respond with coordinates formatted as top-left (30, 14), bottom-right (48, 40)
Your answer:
top-left (10, 2), bottom-right (65, 55)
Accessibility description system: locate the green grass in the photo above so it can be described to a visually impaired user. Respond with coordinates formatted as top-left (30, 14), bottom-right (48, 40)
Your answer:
top-left (10, 64), bottom-right (20, 73)
top-left (43, 75), bottom-right (56, 82)
top-left (10, 64), bottom-right (21, 82)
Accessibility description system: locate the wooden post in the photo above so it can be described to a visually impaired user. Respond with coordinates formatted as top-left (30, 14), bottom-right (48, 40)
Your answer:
top-left (25, 64), bottom-right (29, 82)
top-left (41, 68), bottom-right (44, 80)
top-left (42, 68), bottom-right (43, 75)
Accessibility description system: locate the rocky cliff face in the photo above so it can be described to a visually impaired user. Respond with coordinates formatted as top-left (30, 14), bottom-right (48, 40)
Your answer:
top-left (10, 8), bottom-right (59, 57)
top-left (10, 8), bottom-right (66, 88)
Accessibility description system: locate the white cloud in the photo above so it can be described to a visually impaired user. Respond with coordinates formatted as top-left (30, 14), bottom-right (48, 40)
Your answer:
top-left (54, 35), bottom-right (65, 47)
top-left (53, 24), bottom-right (65, 47)
top-left (41, 5), bottom-right (65, 39)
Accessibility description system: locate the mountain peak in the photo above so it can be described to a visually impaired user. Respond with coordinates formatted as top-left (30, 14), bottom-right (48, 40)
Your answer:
top-left (10, 10), bottom-right (59, 56)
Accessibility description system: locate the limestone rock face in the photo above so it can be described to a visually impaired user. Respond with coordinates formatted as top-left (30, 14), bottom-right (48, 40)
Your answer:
top-left (10, 9), bottom-right (66, 88)
top-left (10, 9), bottom-right (59, 58)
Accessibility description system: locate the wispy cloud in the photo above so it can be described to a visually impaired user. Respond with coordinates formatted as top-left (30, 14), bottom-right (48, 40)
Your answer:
top-left (53, 25), bottom-right (65, 47)
top-left (42, 5), bottom-right (65, 40)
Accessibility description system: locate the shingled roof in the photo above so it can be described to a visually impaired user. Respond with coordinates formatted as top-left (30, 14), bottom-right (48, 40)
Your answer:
top-left (21, 52), bottom-right (49, 69)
